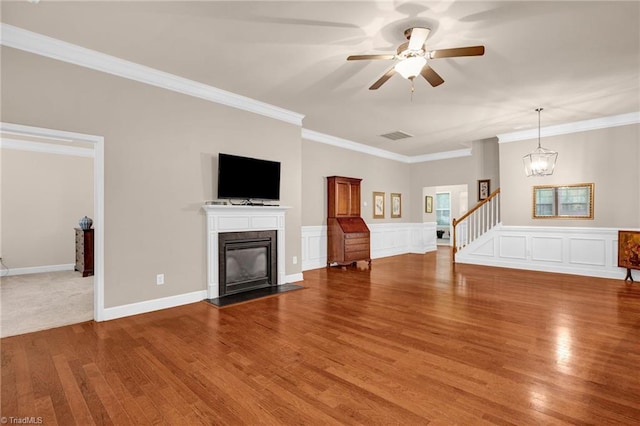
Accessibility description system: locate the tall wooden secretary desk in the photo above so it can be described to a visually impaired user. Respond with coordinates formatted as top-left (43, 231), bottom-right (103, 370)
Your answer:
top-left (326, 176), bottom-right (371, 268)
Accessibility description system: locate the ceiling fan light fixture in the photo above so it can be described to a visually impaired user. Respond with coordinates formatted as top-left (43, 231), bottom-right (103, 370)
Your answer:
top-left (522, 108), bottom-right (558, 177)
top-left (394, 56), bottom-right (426, 79)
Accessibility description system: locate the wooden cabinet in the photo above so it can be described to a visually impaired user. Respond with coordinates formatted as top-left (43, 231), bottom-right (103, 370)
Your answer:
top-left (327, 176), bottom-right (361, 217)
top-left (327, 176), bottom-right (371, 267)
top-left (75, 228), bottom-right (94, 277)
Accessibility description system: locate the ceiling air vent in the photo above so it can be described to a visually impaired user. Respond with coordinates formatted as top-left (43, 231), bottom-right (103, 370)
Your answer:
top-left (380, 130), bottom-right (413, 141)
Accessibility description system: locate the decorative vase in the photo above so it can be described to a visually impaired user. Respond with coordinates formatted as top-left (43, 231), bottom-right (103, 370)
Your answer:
top-left (79, 216), bottom-right (93, 230)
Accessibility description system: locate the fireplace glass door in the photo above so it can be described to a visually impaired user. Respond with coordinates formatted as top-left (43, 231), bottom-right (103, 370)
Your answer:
top-left (219, 231), bottom-right (277, 296)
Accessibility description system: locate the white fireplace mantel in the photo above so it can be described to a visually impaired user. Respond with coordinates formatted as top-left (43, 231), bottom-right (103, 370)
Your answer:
top-left (202, 205), bottom-right (290, 299)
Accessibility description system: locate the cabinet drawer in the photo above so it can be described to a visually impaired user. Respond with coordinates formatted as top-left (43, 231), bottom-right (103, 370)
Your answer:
top-left (345, 250), bottom-right (370, 262)
top-left (345, 237), bottom-right (369, 246)
top-left (345, 242), bottom-right (369, 252)
top-left (345, 232), bottom-right (369, 239)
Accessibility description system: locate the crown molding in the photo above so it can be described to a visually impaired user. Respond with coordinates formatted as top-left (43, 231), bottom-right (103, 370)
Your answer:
top-left (0, 23), bottom-right (304, 127)
top-left (2, 23), bottom-right (467, 163)
top-left (7, 25), bottom-right (631, 162)
top-left (301, 128), bottom-right (472, 163)
top-left (302, 129), bottom-right (409, 162)
top-left (497, 111), bottom-right (640, 143)
top-left (406, 148), bottom-right (472, 163)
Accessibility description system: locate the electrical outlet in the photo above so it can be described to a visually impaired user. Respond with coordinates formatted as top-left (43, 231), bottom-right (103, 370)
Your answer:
top-left (293, 256), bottom-right (298, 265)
top-left (156, 274), bottom-right (165, 285)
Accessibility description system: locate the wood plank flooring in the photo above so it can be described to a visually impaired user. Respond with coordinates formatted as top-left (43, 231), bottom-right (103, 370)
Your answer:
top-left (2, 248), bottom-right (639, 425)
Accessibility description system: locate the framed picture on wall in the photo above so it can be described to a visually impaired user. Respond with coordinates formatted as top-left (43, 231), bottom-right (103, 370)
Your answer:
top-left (478, 179), bottom-right (490, 201)
top-left (391, 193), bottom-right (402, 218)
top-left (373, 192), bottom-right (385, 219)
top-left (425, 196), bottom-right (433, 213)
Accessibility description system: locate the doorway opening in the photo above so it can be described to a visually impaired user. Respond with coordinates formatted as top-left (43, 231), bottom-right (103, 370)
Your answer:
top-left (0, 122), bottom-right (105, 335)
top-left (423, 184), bottom-right (468, 246)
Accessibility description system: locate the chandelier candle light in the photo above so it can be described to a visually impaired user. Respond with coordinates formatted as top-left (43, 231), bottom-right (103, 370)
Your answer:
top-left (522, 107), bottom-right (558, 177)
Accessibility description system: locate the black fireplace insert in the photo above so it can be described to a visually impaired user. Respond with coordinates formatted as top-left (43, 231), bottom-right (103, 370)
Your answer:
top-left (218, 230), bottom-right (277, 296)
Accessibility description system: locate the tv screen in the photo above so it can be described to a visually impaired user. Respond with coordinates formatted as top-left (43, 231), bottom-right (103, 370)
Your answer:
top-left (217, 153), bottom-right (281, 201)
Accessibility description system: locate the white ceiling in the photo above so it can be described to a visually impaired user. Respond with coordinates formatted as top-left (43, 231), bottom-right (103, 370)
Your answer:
top-left (2, 1), bottom-right (639, 156)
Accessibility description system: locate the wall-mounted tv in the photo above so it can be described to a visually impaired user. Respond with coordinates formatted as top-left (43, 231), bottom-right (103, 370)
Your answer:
top-left (217, 153), bottom-right (281, 201)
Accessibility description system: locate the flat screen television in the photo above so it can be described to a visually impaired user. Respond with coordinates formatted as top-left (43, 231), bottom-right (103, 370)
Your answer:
top-left (217, 153), bottom-right (281, 201)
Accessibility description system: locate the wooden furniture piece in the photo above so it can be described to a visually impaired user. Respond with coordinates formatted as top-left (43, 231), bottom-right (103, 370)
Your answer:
top-left (327, 176), bottom-right (371, 267)
top-left (75, 228), bottom-right (94, 277)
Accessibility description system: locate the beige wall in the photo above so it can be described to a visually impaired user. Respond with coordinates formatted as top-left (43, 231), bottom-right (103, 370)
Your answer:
top-left (409, 155), bottom-right (478, 222)
top-left (417, 140), bottom-right (502, 225)
top-left (473, 138), bottom-right (500, 194)
top-left (301, 139), bottom-right (410, 226)
top-left (1, 47), bottom-right (302, 308)
top-left (499, 123), bottom-right (640, 227)
top-left (302, 138), bottom-right (501, 226)
top-left (1, 148), bottom-right (93, 268)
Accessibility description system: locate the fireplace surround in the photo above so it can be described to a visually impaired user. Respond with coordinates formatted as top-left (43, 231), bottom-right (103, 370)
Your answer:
top-left (202, 205), bottom-right (289, 299)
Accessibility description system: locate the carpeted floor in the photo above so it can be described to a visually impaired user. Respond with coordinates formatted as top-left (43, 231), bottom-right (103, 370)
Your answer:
top-left (0, 270), bottom-right (93, 338)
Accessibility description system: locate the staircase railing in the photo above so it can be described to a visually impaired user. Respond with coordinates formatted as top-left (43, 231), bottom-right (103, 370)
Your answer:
top-left (452, 188), bottom-right (501, 262)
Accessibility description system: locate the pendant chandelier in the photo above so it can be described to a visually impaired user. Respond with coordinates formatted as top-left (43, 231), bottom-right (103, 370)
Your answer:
top-left (522, 108), bottom-right (558, 177)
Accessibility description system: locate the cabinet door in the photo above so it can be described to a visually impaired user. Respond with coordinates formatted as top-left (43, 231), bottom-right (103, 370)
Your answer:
top-left (328, 176), bottom-right (362, 218)
top-left (335, 180), bottom-right (352, 216)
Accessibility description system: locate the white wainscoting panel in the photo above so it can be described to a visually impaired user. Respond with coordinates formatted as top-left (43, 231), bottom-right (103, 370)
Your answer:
top-left (499, 235), bottom-right (527, 259)
top-left (456, 225), bottom-right (639, 280)
top-left (569, 238), bottom-right (606, 266)
top-left (531, 236), bottom-right (563, 263)
top-left (301, 226), bottom-right (327, 271)
top-left (301, 222), bottom-right (437, 271)
top-left (473, 237), bottom-right (495, 257)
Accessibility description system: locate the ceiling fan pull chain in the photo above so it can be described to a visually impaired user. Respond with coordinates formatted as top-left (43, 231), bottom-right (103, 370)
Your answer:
top-left (410, 78), bottom-right (415, 101)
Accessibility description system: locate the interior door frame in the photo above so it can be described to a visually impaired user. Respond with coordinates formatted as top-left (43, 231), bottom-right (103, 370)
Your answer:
top-left (0, 122), bottom-right (105, 321)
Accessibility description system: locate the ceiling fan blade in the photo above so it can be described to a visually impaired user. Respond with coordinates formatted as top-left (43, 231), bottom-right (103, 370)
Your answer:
top-left (407, 27), bottom-right (430, 51)
top-left (421, 65), bottom-right (445, 87)
top-left (347, 54), bottom-right (395, 61)
top-left (429, 45), bottom-right (485, 59)
top-left (369, 68), bottom-right (396, 90)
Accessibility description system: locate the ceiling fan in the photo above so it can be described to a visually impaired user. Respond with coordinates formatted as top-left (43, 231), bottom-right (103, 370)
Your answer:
top-left (347, 27), bottom-right (484, 90)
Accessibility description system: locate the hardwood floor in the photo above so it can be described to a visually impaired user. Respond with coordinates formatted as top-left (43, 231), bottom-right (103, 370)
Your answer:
top-left (2, 248), bottom-right (639, 425)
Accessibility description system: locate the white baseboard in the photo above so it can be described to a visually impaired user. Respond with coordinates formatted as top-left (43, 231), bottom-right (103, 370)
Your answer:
top-left (101, 276), bottom-right (303, 321)
top-left (4, 263), bottom-right (75, 276)
top-left (102, 290), bottom-right (207, 321)
top-left (286, 273), bottom-right (304, 283)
